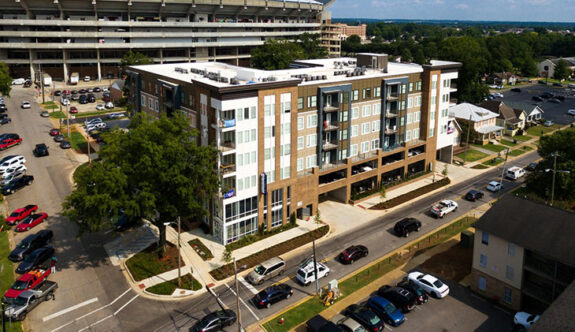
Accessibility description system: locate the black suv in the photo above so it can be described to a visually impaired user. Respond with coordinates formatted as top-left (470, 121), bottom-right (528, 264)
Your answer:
top-left (306, 315), bottom-right (342, 332)
top-left (9, 230), bottom-right (53, 262)
top-left (393, 218), bottom-right (422, 237)
top-left (79, 95), bottom-right (88, 104)
top-left (2, 175), bottom-right (34, 195)
top-left (465, 190), bottom-right (484, 202)
top-left (344, 304), bottom-right (384, 332)
top-left (34, 143), bottom-right (49, 157)
top-left (397, 281), bottom-right (428, 305)
top-left (16, 246), bottom-right (54, 274)
top-left (253, 284), bottom-right (293, 308)
top-left (87, 93), bottom-right (96, 103)
top-left (377, 286), bottom-right (417, 313)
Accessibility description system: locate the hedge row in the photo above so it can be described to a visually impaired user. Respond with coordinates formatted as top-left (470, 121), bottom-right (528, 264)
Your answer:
top-left (210, 225), bottom-right (330, 281)
top-left (370, 177), bottom-right (451, 210)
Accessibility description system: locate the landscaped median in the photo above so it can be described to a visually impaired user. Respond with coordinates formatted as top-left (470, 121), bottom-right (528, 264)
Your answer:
top-left (146, 273), bottom-right (202, 295)
top-left (188, 238), bottom-right (214, 261)
top-left (125, 243), bottom-right (184, 282)
top-left (370, 177), bottom-right (451, 210)
top-left (260, 215), bottom-right (477, 332)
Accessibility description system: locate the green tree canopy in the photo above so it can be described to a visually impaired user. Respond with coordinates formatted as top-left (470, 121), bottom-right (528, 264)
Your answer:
top-left (297, 33), bottom-right (328, 59)
top-left (553, 59), bottom-right (572, 80)
top-left (0, 62), bottom-right (12, 97)
top-left (120, 51), bottom-right (153, 72)
top-left (251, 39), bottom-right (305, 70)
top-left (63, 112), bottom-right (219, 253)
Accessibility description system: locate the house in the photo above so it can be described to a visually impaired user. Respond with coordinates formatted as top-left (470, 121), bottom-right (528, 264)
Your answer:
top-left (449, 103), bottom-right (503, 144)
top-left (491, 72), bottom-right (517, 86)
top-left (537, 57), bottom-right (575, 78)
top-left (480, 100), bottom-right (525, 136)
top-left (110, 79), bottom-right (125, 103)
top-left (472, 195), bottom-right (575, 313)
top-left (504, 102), bottom-right (544, 124)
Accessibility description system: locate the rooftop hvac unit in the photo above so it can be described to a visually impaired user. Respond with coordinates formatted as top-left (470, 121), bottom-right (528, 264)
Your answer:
top-left (230, 78), bottom-right (239, 85)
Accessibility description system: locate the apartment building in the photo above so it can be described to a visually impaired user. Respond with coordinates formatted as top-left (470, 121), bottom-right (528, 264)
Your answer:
top-left (472, 195), bottom-right (575, 313)
top-left (0, 0), bottom-right (329, 81)
top-left (336, 23), bottom-right (367, 40)
top-left (126, 53), bottom-right (460, 244)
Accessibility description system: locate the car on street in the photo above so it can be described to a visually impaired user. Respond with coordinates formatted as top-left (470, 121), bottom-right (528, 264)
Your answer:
top-left (338, 245), bottom-right (368, 264)
top-left (53, 135), bottom-right (64, 143)
top-left (396, 281), bottom-right (428, 305)
top-left (6, 205), bottom-right (38, 225)
top-left (0, 155), bottom-right (25, 173)
top-left (247, 257), bottom-right (285, 285)
top-left (12, 78), bottom-right (26, 85)
top-left (0, 134), bottom-right (22, 150)
top-left (510, 88), bottom-right (521, 92)
top-left (344, 304), bottom-right (384, 332)
top-left (548, 97), bottom-right (561, 104)
top-left (40, 111), bottom-right (49, 117)
top-left (33, 144), bottom-right (49, 157)
top-left (96, 104), bottom-right (105, 111)
top-left (487, 181), bottom-right (503, 192)
top-left (84, 117), bottom-right (103, 126)
top-left (543, 120), bottom-right (554, 127)
top-left (491, 92), bottom-right (504, 98)
top-left (60, 141), bottom-right (71, 149)
top-left (1, 117), bottom-right (12, 125)
top-left (69, 106), bottom-right (78, 114)
top-left (430, 199), bottom-right (458, 218)
top-left (513, 312), bottom-right (540, 330)
top-left (191, 310), bottom-right (237, 332)
top-left (377, 286), bottom-right (417, 313)
top-left (541, 92), bottom-right (554, 99)
top-left (531, 96), bottom-right (544, 102)
top-left (567, 109), bottom-right (575, 116)
top-left (87, 122), bottom-right (107, 131)
top-left (393, 217), bottom-right (422, 237)
top-left (21, 101), bottom-right (31, 109)
top-left (15, 213), bottom-right (48, 232)
top-left (8, 230), bottom-right (53, 262)
top-left (2, 175), bottom-right (34, 195)
top-left (408, 271), bottom-right (450, 298)
top-left (306, 315), bottom-right (343, 332)
top-left (556, 95), bottom-right (566, 101)
top-left (253, 284), bottom-right (293, 308)
top-left (105, 101), bottom-right (114, 109)
top-left (552, 82), bottom-right (563, 87)
top-left (367, 296), bottom-right (405, 327)
top-left (297, 260), bottom-right (330, 286)
top-left (525, 162), bottom-right (538, 171)
top-left (465, 190), bottom-right (484, 201)
top-left (49, 129), bottom-right (60, 136)
top-left (107, 112), bottom-right (125, 119)
top-left (16, 247), bottom-right (54, 274)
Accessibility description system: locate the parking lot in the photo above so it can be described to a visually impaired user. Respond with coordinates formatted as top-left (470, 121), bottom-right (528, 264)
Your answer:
top-left (498, 84), bottom-right (575, 124)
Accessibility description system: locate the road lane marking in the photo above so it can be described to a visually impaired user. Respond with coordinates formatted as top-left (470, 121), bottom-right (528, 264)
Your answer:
top-left (113, 294), bottom-right (139, 315)
top-left (77, 315), bottom-right (113, 332)
top-left (76, 294), bottom-right (140, 332)
top-left (225, 283), bottom-right (260, 321)
top-left (239, 276), bottom-right (259, 295)
top-left (51, 288), bottom-right (132, 332)
top-left (43, 297), bottom-right (99, 322)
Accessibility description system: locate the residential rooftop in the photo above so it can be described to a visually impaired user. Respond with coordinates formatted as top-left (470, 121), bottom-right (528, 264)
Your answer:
top-left (449, 103), bottom-right (499, 122)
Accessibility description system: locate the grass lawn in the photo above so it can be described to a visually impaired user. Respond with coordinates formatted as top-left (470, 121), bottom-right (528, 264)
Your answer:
top-left (0, 231), bottom-right (23, 332)
top-left (44, 104), bottom-right (59, 110)
top-left (471, 164), bottom-right (489, 169)
top-left (70, 132), bottom-right (87, 152)
top-left (472, 143), bottom-right (508, 153)
top-left (508, 149), bottom-right (526, 157)
top-left (126, 243), bottom-right (184, 281)
top-left (41, 101), bottom-right (55, 106)
top-left (455, 149), bottom-right (489, 163)
top-left (527, 125), bottom-right (560, 137)
top-left (188, 239), bottom-right (214, 261)
top-left (49, 111), bottom-right (66, 119)
top-left (146, 273), bottom-right (202, 295)
top-left (513, 134), bottom-right (533, 141)
top-left (500, 139), bottom-right (517, 147)
top-left (482, 157), bottom-right (505, 166)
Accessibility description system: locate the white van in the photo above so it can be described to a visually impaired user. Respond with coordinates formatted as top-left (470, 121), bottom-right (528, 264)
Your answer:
top-left (506, 166), bottom-right (525, 180)
top-left (296, 260), bottom-right (330, 286)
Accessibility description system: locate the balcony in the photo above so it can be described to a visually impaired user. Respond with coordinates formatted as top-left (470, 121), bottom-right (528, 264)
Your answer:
top-left (386, 92), bottom-right (400, 101)
top-left (383, 142), bottom-right (403, 152)
top-left (220, 164), bottom-right (236, 176)
top-left (322, 141), bottom-right (338, 151)
top-left (323, 104), bottom-right (339, 113)
top-left (385, 126), bottom-right (398, 135)
top-left (385, 111), bottom-right (399, 118)
top-left (218, 141), bottom-right (236, 153)
top-left (323, 122), bottom-right (338, 131)
top-left (218, 119), bottom-right (236, 129)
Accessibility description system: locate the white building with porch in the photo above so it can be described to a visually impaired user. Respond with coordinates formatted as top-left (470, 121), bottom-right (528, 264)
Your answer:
top-left (449, 103), bottom-right (503, 145)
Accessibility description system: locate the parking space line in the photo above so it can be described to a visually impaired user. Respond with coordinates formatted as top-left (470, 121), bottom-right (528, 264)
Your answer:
top-left (239, 276), bottom-right (259, 295)
top-left (385, 325), bottom-right (393, 331)
top-left (414, 305), bottom-right (423, 310)
top-left (43, 297), bottom-right (99, 322)
top-left (225, 283), bottom-right (260, 321)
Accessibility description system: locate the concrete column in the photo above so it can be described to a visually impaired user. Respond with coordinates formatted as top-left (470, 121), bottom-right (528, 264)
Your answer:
top-left (235, 47), bottom-right (239, 66)
top-left (28, 50), bottom-right (34, 80)
top-left (186, 48), bottom-right (191, 62)
top-left (159, 49), bottom-right (163, 64)
top-left (96, 49), bottom-right (102, 81)
top-left (62, 50), bottom-right (69, 84)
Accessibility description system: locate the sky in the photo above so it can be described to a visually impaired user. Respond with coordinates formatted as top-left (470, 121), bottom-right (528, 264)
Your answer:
top-left (329, 0), bottom-right (575, 23)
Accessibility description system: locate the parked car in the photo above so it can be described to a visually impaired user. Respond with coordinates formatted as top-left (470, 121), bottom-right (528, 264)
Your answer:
top-left (543, 120), bottom-right (554, 127)
top-left (1, 172), bottom-right (26, 186)
top-left (396, 281), bottom-right (428, 305)
top-left (506, 166), bottom-right (526, 180)
top-left (3, 268), bottom-right (51, 304)
top-left (532, 96), bottom-right (544, 102)
top-left (408, 271), bottom-right (450, 298)
top-left (338, 245), bottom-right (368, 264)
top-left (40, 111), bottom-right (49, 117)
top-left (33, 144), bottom-right (49, 157)
top-left (487, 181), bottom-right (503, 192)
top-left (430, 200), bottom-right (458, 218)
top-left (0, 134), bottom-right (22, 150)
top-left (87, 88), bottom-right (94, 93)
top-left (465, 190), bottom-right (484, 202)
top-left (377, 286), bottom-right (417, 313)
top-left (0, 117), bottom-right (11, 125)
top-left (567, 109), bottom-right (575, 116)
top-left (367, 296), bottom-right (405, 327)
top-left (190, 310), bottom-right (237, 332)
top-left (16, 246), bottom-right (54, 274)
top-left (105, 101), bottom-right (114, 109)
top-left (344, 304), bottom-right (384, 332)
top-left (23, 81), bottom-right (32, 88)
top-left (87, 94), bottom-right (96, 103)
top-left (541, 92), bottom-right (554, 99)
top-left (60, 141), bottom-right (71, 149)
top-left (2, 164), bottom-right (26, 179)
top-left (253, 284), bottom-right (293, 308)
top-left (552, 82), bottom-right (563, 87)
top-left (510, 88), bottom-right (521, 92)
top-left (8, 230), bottom-right (53, 262)
top-left (513, 312), bottom-right (540, 330)
top-left (393, 217), bottom-right (422, 237)
top-left (6, 205), bottom-right (38, 225)
top-left (2, 175), bottom-right (34, 195)
top-left (53, 135), bottom-right (65, 143)
top-left (556, 95), bottom-right (566, 101)
top-left (21, 101), bottom-right (31, 109)
top-left (96, 104), bottom-right (105, 111)
top-left (306, 315), bottom-right (343, 332)
top-left (247, 257), bottom-right (285, 285)
top-left (71, 92), bottom-right (79, 101)
top-left (297, 260), bottom-right (330, 286)
top-left (3, 279), bottom-right (57, 321)
top-left (0, 104), bottom-right (7, 112)
top-left (0, 155), bottom-right (26, 174)
top-left (79, 95), bottom-right (88, 104)
top-left (84, 117), bottom-right (103, 126)
top-left (93, 87), bottom-right (101, 93)
top-left (107, 112), bottom-right (125, 119)
top-left (60, 98), bottom-right (70, 106)
top-left (69, 106), bottom-right (78, 114)
top-left (86, 122), bottom-right (107, 132)
top-left (83, 76), bottom-right (90, 82)
top-left (15, 213), bottom-right (48, 232)
top-left (525, 162), bottom-right (538, 171)
top-left (49, 129), bottom-right (60, 136)
top-left (12, 78), bottom-right (26, 85)
top-left (330, 314), bottom-right (364, 332)
top-left (548, 98), bottom-right (561, 104)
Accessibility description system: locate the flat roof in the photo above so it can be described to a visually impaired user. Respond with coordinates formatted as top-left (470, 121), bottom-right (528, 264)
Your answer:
top-left (131, 57), bottom-right (424, 89)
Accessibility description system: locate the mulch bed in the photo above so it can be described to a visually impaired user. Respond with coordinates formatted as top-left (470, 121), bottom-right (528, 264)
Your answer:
top-left (370, 177), bottom-right (451, 210)
top-left (421, 243), bottom-right (473, 282)
top-left (125, 242), bottom-right (184, 281)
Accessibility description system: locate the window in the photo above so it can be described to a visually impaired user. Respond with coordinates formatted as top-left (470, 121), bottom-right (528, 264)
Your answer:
top-left (362, 105), bottom-right (371, 117)
top-left (352, 90), bottom-right (359, 101)
top-left (264, 95), bottom-right (275, 116)
top-left (361, 123), bottom-right (370, 135)
top-left (504, 288), bottom-right (512, 304)
top-left (264, 126), bottom-right (274, 138)
top-left (371, 139), bottom-right (379, 150)
top-left (508, 243), bottom-right (515, 257)
top-left (374, 87), bottom-right (381, 97)
top-left (430, 110), bottom-right (436, 121)
top-left (407, 97), bottom-right (413, 108)
top-left (251, 106), bottom-right (256, 119)
top-left (479, 254), bottom-right (487, 268)
top-left (351, 125), bottom-right (358, 137)
top-left (432, 79), bottom-right (437, 90)
top-left (307, 95), bottom-right (317, 108)
top-left (297, 137), bottom-right (304, 150)
top-left (155, 100), bottom-right (159, 112)
top-left (406, 113), bottom-right (412, 124)
top-left (442, 94), bottom-right (449, 103)
top-left (413, 128), bottom-right (420, 140)
top-left (401, 84), bottom-right (407, 94)
top-left (149, 98), bottom-right (153, 110)
top-left (264, 147), bottom-right (275, 160)
top-left (416, 81), bottom-right (422, 90)
top-left (373, 103), bottom-right (381, 115)
top-left (297, 97), bottom-right (304, 110)
top-left (415, 96), bottom-right (422, 107)
top-left (406, 130), bottom-right (411, 141)
top-left (281, 167), bottom-right (290, 179)
top-left (350, 144), bottom-right (358, 156)
top-left (351, 107), bottom-right (359, 120)
top-left (478, 276), bottom-right (486, 291)
top-left (306, 155), bottom-right (317, 169)
top-left (297, 158), bottom-right (303, 171)
top-left (297, 116), bottom-right (304, 130)
top-left (363, 88), bottom-right (371, 99)
top-left (341, 110), bottom-right (349, 122)
top-left (506, 265), bottom-right (514, 281)
top-left (307, 134), bottom-right (317, 147)
top-left (282, 123), bottom-right (290, 135)
top-left (431, 96), bottom-right (437, 106)
top-left (429, 127), bottom-right (435, 137)
top-left (141, 95), bottom-right (146, 107)
top-left (414, 111), bottom-right (421, 122)
top-left (307, 115), bottom-right (318, 128)
top-left (372, 121), bottom-right (380, 132)
top-left (237, 178), bottom-right (243, 191)
top-left (281, 144), bottom-right (290, 156)
top-left (409, 82), bottom-right (414, 92)
top-left (400, 117), bottom-right (405, 126)
top-left (281, 93), bottom-right (291, 113)
top-left (360, 141), bottom-right (369, 153)
top-left (482, 231), bottom-right (489, 245)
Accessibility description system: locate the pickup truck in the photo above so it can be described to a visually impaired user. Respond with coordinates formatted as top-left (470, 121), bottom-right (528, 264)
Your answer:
top-left (430, 200), bottom-right (458, 218)
top-left (3, 280), bottom-right (57, 321)
top-left (3, 268), bottom-right (51, 303)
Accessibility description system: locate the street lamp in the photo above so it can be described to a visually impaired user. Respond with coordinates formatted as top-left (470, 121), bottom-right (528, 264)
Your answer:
top-left (164, 217), bottom-right (181, 287)
top-left (545, 152), bottom-right (570, 206)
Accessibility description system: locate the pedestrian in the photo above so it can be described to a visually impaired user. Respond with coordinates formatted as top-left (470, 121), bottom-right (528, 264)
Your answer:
top-left (51, 256), bottom-right (57, 274)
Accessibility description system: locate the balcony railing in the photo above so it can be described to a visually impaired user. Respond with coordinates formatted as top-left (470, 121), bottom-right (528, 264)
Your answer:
top-left (385, 112), bottom-right (399, 118)
top-left (218, 141), bottom-right (236, 153)
top-left (218, 119), bottom-right (236, 128)
top-left (323, 123), bottom-right (338, 131)
top-left (322, 141), bottom-right (338, 151)
top-left (386, 92), bottom-right (399, 100)
top-left (323, 104), bottom-right (339, 113)
top-left (385, 126), bottom-right (398, 135)
top-left (220, 164), bottom-right (236, 175)
top-left (383, 143), bottom-right (403, 152)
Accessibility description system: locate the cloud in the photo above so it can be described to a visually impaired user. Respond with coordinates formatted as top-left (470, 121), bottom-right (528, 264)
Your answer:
top-left (455, 3), bottom-right (469, 9)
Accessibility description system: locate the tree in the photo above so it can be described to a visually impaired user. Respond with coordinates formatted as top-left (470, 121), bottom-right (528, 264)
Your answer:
top-left (0, 62), bottom-right (12, 97)
top-left (63, 112), bottom-right (219, 255)
top-left (379, 185), bottom-right (386, 201)
top-left (120, 51), bottom-right (153, 72)
top-left (251, 39), bottom-right (305, 70)
top-left (553, 59), bottom-right (572, 80)
top-left (297, 33), bottom-right (328, 59)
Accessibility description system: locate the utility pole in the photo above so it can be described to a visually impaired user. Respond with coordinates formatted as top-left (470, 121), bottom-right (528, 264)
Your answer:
top-left (551, 152), bottom-right (557, 206)
top-left (497, 148), bottom-right (510, 199)
top-left (40, 70), bottom-right (45, 104)
top-left (234, 258), bottom-right (242, 332)
top-left (177, 216), bottom-right (181, 287)
top-left (312, 237), bottom-right (319, 295)
top-left (462, 111), bottom-right (473, 165)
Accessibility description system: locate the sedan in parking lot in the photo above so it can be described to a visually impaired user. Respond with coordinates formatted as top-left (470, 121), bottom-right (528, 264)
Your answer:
top-left (338, 245), bottom-right (368, 264)
top-left (60, 141), bottom-right (71, 149)
top-left (397, 281), bottom-right (428, 305)
top-left (367, 296), bottom-right (405, 327)
top-left (408, 271), bottom-right (450, 298)
top-left (40, 111), bottom-right (49, 117)
top-left (96, 104), bottom-right (105, 111)
top-left (53, 135), bottom-right (65, 143)
top-left (465, 190), bottom-right (484, 202)
top-left (15, 213), bottom-right (48, 232)
top-left (344, 304), bottom-right (384, 332)
top-left (532, 96), bottom-right (544, 102)
top-left (0, 118), bottom-right (11, 125)
top-left (16, 246), bottom-right (54, 274)
top-left (253, 284), bottom-right (293, 309)
top-left (6, 205), bottom-right (38, 225)
top-left (49, 129), bottom-right (60, 136)
top-left (69, 106), bottom-right (78, 114)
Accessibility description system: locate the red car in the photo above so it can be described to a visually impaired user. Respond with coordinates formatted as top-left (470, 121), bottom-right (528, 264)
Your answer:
top-left (2, 268), bottom-right (51, 303)
top-left (15, 213), bottom-right (48, 232)
top-left (69, 106), bottom-right (78, 114)
top-left (6, 205), bottom-right (38, 225)
top-left (49, 129), bottom-right (60, 136)
top-left (0, 134), bottom-right (22, 150)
